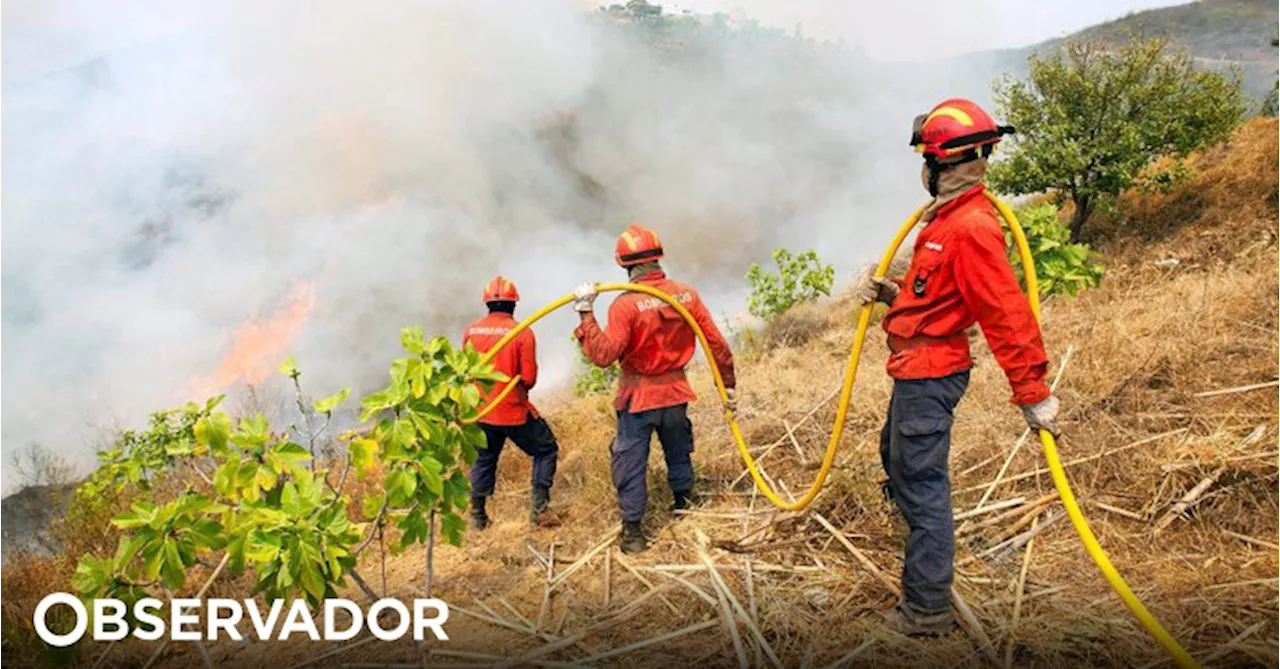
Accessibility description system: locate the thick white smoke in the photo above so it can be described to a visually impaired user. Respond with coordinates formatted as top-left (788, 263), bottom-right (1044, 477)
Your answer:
top-left (2, 0), bottom-right (998, 488)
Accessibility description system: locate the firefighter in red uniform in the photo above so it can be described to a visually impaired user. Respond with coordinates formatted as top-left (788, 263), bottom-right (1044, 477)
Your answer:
top-left (854, 98), bottom-right (1062, 635)
top-left (572, 225), bottom-right (737, 554)
top-left (463, 276), bottom-right (560, 529)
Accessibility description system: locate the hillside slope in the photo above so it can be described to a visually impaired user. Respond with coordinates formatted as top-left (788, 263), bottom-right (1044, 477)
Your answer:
top-left (188, 123), bottom-right (1273, 668)
top-left (5, 121), bottom-right (1275, 668)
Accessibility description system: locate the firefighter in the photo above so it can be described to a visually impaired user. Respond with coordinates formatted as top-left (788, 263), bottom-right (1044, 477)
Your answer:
top-left (572, 225), bottom-right (737, 554)
top-left (853, 98), bottom-right (1062, 636)
top-left (463, 276), bottom-right (560, 529)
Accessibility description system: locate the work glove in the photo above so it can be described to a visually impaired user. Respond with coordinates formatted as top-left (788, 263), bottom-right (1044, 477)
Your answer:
top-left (1021, 394), bottom-right (1062, 437)
top-left (723, 387), bottom-right (738, 414)
top-left (853, 264), bottom-right (899, 306)
top-left (572, 282), bottom-right (598, 313)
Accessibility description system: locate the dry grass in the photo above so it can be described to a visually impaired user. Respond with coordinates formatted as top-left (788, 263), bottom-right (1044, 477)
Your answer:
top-left (11, 120), bottom-right (1278, 668)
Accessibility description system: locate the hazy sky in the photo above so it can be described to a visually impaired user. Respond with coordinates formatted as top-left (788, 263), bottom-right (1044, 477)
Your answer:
top-left (664, 0), bottom-right (1189, 60)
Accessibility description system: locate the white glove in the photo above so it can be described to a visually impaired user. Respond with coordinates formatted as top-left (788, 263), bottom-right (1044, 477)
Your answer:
top-left (723, 387), bottom-right (738, 414)
top-left (853, 264), bottom-right (899, 306)
top-left (572, 282), bottom-right (598, 313)
top-left (1021, 395), bottom-right (1062, 437)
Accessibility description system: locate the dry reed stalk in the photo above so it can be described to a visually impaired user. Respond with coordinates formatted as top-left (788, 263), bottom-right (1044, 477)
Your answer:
top-left (603, 547), bottom-right (612, 609)
top-left (1093, 501), bottom-right (1145, 520)
top-left (954, 428), bottom-right (1190, 495)
top-left (963, 345), bottom-right (1075, 531)
top-left (537, 541), bottom-right (555, 632)
top-left (951, 587), bottom-right (1000, 665)
top-left (727, 386), bottom-right (840, 487)
top-left (784, 418), bottom-right (809, 463)
top-left (137, 553), bottom-right (231, 669)
top-left (953, 496), bottom-right (1027, 522)
top-left (490, 585), bottom-right (676, 669)
top-left (1004, 517), bottom-right (1038, 669)
top-left (818, 638), bottom-right (875, 669)
top-left (711, 570), bottom-right (750, 669)
top-left (813, 513), bottom-right (900, 596)
top-left (693, 530), bottom-right (784, 669)
top-left (284, 637), bottom-right (379, 669)
top-left (551, 530), bottom-right (618, 589)
top-left (496, 596), bottom-right (537, 633)
top-left (958, 492), bottom-right (1059, 537)
top-left (1154, 465), bottom-right (1227, 533)
top-left (1221, 529), bottom-right (1280, 551)
top-left (577, 619), bottom-right (721, 663)
top-left (614, 553), bottom-right (682, 616)
top-left (1193, 379), bottom-right (1278, 397)
top-left (983, 585), bottom-right (1068, 606)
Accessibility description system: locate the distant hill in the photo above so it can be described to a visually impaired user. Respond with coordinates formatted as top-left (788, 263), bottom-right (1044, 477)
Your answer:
top-left (950, 0), bottom-right (1278, 103)
top-left (0, 483), bottom-right (73, 563)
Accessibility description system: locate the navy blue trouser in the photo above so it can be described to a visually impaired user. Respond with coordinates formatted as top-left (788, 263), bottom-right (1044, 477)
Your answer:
top-left (879, 371), bottom-right (970, 612)
top-left (611, 403), bottom-right (694, 522)
top-left (471, 418), bottom-right (559, 497)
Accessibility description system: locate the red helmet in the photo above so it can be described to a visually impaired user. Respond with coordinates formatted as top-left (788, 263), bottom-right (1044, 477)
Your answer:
top-left (910, 98), bottom-right (1013, 160)
top-left (614, 225), bottom-right (664, 267)
top-left (481, 275), bottom-right (519, 303)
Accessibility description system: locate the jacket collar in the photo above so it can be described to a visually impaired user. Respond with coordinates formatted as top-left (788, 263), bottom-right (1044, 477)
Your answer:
top-left (633, 270), bottom-right (667, 283)
top-left (934, 183), bottom-right (987, 220)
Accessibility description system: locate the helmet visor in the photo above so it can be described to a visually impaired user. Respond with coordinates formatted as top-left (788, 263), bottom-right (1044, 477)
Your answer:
top-left (909, 113), bottom-right (927, 147)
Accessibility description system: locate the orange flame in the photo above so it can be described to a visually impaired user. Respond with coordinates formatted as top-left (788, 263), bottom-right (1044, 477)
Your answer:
top-left (190, 282), bottom-right (316, 397)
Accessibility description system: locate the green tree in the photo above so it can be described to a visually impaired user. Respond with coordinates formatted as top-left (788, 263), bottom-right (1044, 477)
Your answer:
top-left (988, 37), bottom-right (1245, 242)
top-left (746, 248), bottom-right (834, 320)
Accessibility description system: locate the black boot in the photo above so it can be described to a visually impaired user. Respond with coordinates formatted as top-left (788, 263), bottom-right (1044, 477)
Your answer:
top-left (470, 495), bottom-right (490, 530)
top-left (671, 490), bottom-right (693, 513)
top-left (530, 485), bottom-right (551, 526)
top-left (620, 520), bottom-right (647, 554)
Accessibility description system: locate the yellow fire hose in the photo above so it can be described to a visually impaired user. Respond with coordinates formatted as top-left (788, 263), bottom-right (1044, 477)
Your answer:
top-left (465, 191), bottom-right (1196, 667)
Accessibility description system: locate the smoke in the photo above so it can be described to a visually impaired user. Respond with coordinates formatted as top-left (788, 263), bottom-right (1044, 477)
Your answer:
top-left (1, 0), bottom-right (987, 488)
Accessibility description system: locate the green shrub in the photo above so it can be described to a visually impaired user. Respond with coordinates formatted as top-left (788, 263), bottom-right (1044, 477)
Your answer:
top-left (71, 328), bottom-right (499, 608)
top-left (573, 337), bottom-right (621, 397)
top-left (1008, 204), bottom-right (1105, 298)
top-left (746, 248), bottom-right (835, 319)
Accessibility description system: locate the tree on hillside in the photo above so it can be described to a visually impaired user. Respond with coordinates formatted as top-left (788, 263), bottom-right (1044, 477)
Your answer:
top-left (9, 443), bottom-right (76, 491)
top-left (1263, 37), bottom-right (1278, 117)
top-left (988, 37), bottom-right (1246, 241)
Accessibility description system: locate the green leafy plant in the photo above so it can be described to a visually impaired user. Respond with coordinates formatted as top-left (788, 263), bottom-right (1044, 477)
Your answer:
top-left (356, 327), bottom-right (501, 550)
top-left (988, 36), bottom-right (1246, 241)
top-left (572, 336), bottom-right (621, 397)
top-left (1008, 203), bottom-right (1105, 298)
top-left (71, 328), bottom-right (504, 610)
top-left (746, 248), bottom-right (835, 320)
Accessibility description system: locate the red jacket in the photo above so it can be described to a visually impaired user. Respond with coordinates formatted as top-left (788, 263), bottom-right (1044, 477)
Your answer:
top-left (575, 271), bottom-right (736, 413)
top-left (882, 184), bottom-right (1050, 405)
top-left (463, 312), bottom-right (540, 426)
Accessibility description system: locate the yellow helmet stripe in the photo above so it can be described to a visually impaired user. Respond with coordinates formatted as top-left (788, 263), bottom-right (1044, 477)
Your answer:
top-left (925, 106), bottom-right (974, 127)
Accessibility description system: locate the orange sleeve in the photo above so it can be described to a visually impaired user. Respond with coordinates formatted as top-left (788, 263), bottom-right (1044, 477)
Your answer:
top-left (689, 292), bottom-right (736, 389)
top-left (519, 330), bottom-right (539, 390)
top-left (952, 218), bottom-right (1050, 405)
top-left (574, 297), bottom-right (634, 367)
